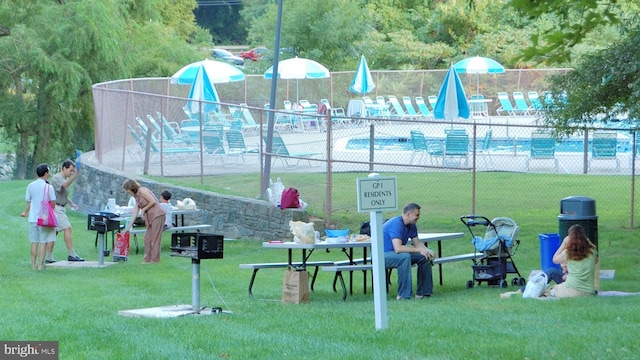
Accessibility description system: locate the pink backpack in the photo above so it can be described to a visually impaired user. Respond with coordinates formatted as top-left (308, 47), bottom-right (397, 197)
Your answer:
top-left (280, 188), bottom-right (300, 209)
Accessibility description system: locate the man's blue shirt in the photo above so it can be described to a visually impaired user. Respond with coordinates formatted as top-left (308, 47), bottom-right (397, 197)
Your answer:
top-left (382, 215), bottom-right (417, 252)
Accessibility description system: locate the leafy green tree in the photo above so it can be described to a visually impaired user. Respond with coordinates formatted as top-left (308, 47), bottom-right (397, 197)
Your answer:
top-left (541, 25), bottom-right (640, 135)
top-left (0, 1), bottom-right (128, 178)
top-left (161, 0), bottom-right (201, 42)
top-left (509, 0), bottom-right (628, 64)
top-left (0, 0), bottom-right (203, 179)
top-left (245, 0), bottom-right (372, 71)
top-left (194, 2), bottom-right (247, 44)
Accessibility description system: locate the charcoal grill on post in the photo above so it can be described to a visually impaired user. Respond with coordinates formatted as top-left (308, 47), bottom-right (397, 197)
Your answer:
top-left (170, 233), bottom-right (224, 312)
top-left (87, 212), bottom-right (121, 265)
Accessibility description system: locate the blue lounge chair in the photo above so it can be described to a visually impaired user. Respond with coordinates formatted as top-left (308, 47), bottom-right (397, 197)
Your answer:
top-left (135, 116), bottom-right (158, 143)
top-left (320, 99), bottom-right (350, 128)
top-left (128, 124), bottom-right (201, 162)
top-left (320, 99), bottom-right (345, 117)
top-left (428, 132), bottom-right (470, 167)
top-left (157, 112), bottom-right (192, 145)
top-left (402, 96), bottom-right (422, 119)
top-left (589, 131), bottom-right (620, 172)
top-left (496, 92), bottom-right (517, 116)
top-left (443, 132), bottom-right (470, 167)
top-left (236, 104), bottom-right (262, 135)
top-left (203, 124), bottom-right (224, 140)
top-left (513, 92), bottom-right (531, 116)
top-left (415, 97), bottom-right (432, 118)
top-left (478, 130), bottom-right (493, 169)
top-left (527, 91), bottom-right (544, 113)
top-left (427, 95), bottom-right (438, 111)
top-left (409, 130), bottom-right (440, 165)
top-left (201, 131), bottom-right (231, 167)
top-left (263, 131), bottom-right (321, 169)
top-left (148, 113), bottom-right (192, 145)
top-left (387, 95), bottom-right (410, 119)
top-left (225, 130), bottom-right (259, 166)
top-left (526, 130), bottom-right (558, 172)
top-left (362, 96), bottom-right (388, 118)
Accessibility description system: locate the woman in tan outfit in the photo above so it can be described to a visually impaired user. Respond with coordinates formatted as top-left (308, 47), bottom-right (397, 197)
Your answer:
top-left (122, 179), bottom-right (166, 263)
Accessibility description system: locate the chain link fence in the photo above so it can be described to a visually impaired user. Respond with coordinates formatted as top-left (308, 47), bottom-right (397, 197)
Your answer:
top-left (91, 70), bottom-right (640, 229)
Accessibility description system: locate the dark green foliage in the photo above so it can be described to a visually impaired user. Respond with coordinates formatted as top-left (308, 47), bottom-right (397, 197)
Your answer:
top-left (542, 26), bottom-right (640, 135)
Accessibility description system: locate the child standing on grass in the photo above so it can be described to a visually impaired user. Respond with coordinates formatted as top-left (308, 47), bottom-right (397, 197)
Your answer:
top-left (159, 189), bottom-right (173, 229)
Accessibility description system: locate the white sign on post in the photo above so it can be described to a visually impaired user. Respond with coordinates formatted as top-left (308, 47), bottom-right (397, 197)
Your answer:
top-left (357, 174), bottom-right (398, 330)
top-left (357, 176), bottom-right (398, 212)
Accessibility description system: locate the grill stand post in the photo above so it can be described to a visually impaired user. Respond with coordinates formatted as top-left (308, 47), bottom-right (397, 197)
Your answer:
top-left (192, 259), bottom-right (201, 312)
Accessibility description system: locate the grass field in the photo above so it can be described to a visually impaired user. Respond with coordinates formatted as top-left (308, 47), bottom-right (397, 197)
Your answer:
top-left (2, 177), bottom-right (640, 360)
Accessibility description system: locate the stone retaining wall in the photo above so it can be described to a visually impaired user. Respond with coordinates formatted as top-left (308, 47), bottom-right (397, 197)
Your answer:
top-left (72, 158), bottom-right (309, 241)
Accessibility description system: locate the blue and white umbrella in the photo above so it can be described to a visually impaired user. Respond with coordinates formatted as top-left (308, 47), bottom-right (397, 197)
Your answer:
top-left (171, 59), bottom-right (245, 84)
top-left (264, 57), bottom-right (330, 102)
top-left (186, 64), bottom-right (220, 114)
top-left (171, 59), bottom-right (245, 115)
top-left (434, 65), bottom-right (470, 120)
top-left (350, 55), bottom-right (375, 95)
top-left (454, 56), bottom-right (505, 95)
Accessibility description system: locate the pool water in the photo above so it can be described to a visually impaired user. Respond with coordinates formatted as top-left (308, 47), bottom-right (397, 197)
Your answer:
top-left (345, 136), bottom-right (632, 153)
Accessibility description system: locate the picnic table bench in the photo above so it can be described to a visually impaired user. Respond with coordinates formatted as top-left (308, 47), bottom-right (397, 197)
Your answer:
top-left (322, 252), bottom-right (486, 300)
top-left (238, 261), bottom-right (335, 300)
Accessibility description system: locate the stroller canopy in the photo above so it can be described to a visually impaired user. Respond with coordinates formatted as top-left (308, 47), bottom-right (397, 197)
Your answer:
top-left (472, 217), bottom-right (518, 252)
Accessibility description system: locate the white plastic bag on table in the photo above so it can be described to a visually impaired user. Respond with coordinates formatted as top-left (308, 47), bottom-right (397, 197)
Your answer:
top-left (177, 198), bottom-right (196, 210)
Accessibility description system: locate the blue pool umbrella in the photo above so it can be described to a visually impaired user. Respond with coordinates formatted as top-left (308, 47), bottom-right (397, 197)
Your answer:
top-left (434, 65), bottom-right (470, 120)
top-left (171, 59), bottom-right (245, 114)
top-left (350, 55), bottom-right (375, 95)
top-left (171, 59), bottom-right (245, 84)
top-left (454, 56), bottom-right (505, 95)
top-left (186, 64), bottom-right (220, 114)
top-left (264, 57), bottom-right (330, 102)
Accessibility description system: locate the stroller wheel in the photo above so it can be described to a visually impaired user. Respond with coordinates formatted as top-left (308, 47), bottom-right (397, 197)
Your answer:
top-left (518, 277), bottom-right (526, 286)
top-left (511, 278), bottom-right (519, 286)
top-left (466, 280), bottom-right (474, 289)
top-left (499, 280), bottom-right (508, 288)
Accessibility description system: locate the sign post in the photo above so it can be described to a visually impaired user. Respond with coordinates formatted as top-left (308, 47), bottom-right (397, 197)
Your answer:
top-left (357, 174), bottom-right (398, 330)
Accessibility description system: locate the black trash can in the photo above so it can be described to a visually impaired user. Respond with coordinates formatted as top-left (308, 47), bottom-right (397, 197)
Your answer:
top-left (558, 196), bottom-right (598, 249)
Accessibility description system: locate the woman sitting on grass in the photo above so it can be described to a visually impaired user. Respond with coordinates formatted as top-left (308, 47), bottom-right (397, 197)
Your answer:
top-left (502, 224), bottom-right (598, 298)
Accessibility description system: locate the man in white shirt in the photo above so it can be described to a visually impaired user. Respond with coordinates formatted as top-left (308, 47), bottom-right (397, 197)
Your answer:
top-left (21, 164), bottom-right (57, 270)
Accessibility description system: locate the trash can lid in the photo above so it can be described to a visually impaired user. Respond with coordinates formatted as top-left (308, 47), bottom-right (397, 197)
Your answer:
top-left (560, 196), bottom-right (596, 217)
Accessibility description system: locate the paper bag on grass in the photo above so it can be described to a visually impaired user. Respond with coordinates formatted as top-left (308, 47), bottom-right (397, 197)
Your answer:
top-left (282, 268), bottom-right (310, 304)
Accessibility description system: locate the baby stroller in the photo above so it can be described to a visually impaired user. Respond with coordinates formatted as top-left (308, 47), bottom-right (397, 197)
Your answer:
top-left (460, 215), bottom-right (525, 288)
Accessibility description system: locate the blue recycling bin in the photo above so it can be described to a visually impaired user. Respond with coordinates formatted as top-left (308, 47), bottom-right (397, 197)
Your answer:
top-left (539, 233), bottom-right (561, 271)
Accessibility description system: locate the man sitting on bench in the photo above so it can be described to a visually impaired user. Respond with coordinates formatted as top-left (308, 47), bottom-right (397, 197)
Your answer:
top-left (383, 202), bottom-right (435, 300)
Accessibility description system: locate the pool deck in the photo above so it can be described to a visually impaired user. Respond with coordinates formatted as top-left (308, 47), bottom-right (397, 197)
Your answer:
top-left (91, 115), bottom-right (637, 177)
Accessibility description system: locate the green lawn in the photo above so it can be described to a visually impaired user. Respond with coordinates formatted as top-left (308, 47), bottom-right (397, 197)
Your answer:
top-left (2, 176), bottom-right (639, 360)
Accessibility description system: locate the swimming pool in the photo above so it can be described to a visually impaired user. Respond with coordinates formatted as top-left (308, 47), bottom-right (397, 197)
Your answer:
top-left (344, 136), bottom-right (633, 153)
